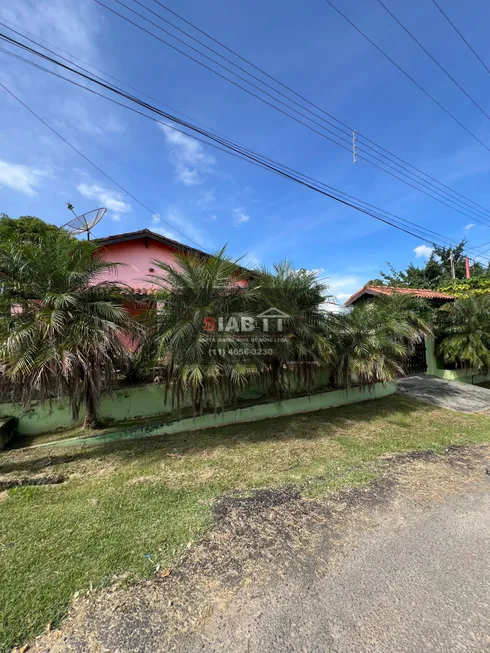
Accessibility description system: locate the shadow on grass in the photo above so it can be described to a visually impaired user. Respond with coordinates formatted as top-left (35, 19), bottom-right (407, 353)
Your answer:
top-left (0, 394), bottom-right (436, 476)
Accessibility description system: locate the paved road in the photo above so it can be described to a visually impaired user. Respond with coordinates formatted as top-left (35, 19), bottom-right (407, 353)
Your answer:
top-left (398, 374), bottom-right (490, 413)
top-left (193, 482), bottom-right (490, 653)
top-left (32, 447), bottom-right (490, 653)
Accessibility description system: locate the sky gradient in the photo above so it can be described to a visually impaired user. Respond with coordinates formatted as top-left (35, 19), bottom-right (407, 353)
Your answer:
top-left (1, 0), bottom-right (490, 303)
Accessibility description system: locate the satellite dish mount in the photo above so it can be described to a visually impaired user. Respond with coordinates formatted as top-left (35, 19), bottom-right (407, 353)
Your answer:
top-left (62, 203), bottom-right (107, 240)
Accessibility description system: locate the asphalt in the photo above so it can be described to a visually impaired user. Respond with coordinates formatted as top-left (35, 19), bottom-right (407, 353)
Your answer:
top-left (397, 374), bottom-right (490, 413)
top-left (30, 445), bottom-right (490, 653)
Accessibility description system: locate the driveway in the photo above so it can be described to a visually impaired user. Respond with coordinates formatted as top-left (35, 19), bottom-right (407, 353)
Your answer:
top-left (31, 445), bottom-right (490, 653)
top-left (398, 374), bottom-right (490, 413)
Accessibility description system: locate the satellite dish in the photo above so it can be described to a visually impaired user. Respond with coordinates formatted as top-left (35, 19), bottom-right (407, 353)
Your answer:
top-left (62, 205), bottom-right (106, 240)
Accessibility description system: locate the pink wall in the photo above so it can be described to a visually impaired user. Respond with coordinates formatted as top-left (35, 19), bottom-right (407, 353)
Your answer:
top-left (96, 238), bottom-right (177, 291)
top-left (96, 237), bottom-right (248, 290)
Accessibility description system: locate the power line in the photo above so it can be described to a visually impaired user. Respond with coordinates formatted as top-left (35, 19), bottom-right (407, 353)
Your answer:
top-left (63, 2), bottom-right (490, 226)
top-left (323, 0), bottom-right (490, 155)
top-left (5, 9), bottom-right (490, 228)
top-left (0, 84), bottom-right (205, 250)
top-left (375, 0), bottom-right (490, 122)
top-left (430, 0), bottom-right (490, 78)
top-left (142, 0), bottom-right (490, 220)
top-left (2, 42), bottom-right (488, 264)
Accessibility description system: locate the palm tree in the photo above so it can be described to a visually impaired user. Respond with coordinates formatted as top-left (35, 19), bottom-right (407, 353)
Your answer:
top-left (0, 234), bottom-right (140, 428)
top-left (436, 295), bottom-right (490, 370)
top-left (251, 262), bottom-right (334, 395)
top-left (330, 294), bottom-right (432, 390)
top-left (143, 247), bottom-right (257, 414)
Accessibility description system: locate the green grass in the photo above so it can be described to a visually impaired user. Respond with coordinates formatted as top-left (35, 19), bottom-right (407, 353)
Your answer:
top-left (1, 394), bottom-right (490, 652)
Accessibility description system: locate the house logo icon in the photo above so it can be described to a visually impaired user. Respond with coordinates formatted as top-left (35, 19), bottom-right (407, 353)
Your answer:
top-left (256, 307), bottom-right (290, 332)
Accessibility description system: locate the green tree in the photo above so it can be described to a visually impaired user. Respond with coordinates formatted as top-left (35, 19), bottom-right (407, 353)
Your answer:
top-left (0, 234), bottom-right (140, 427)
top-left (143, 247), bottom-right (256, 414)
top-left (436, 296), bottom-right (490, 370)
top-left (252, 263), bottom-right (334, 396)
top-left (330, 294), bottom-right (432, 390)
top-left (0, 214), bottom-right (70, 245)
top-left (380, 240), bottom-right (489, 289)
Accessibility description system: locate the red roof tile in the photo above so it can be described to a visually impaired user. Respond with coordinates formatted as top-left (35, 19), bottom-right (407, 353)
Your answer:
top-left (344, 285), bottom-right (455, 306)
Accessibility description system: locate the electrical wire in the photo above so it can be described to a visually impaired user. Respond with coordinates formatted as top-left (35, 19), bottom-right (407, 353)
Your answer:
top-left (375, 0), bottom-right (490, 122)
top-left (429, 0), bottom-right (490, 78)
top-left (323, 0), bottom-right (490, 155)
top-left (142, 0), bottom-right (490, 219)
top-left (4, 10), bottom-right (490, 227)
top-left (2, 44), bottom-right (488, 264)
top-left (90, 0), bottom-right (490, 225)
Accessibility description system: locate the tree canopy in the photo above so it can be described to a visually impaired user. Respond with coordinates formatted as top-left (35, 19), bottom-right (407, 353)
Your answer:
top-left (0, 214), bottom-right (70, 245)
top-left (379, 240), bottom-right (490, 290)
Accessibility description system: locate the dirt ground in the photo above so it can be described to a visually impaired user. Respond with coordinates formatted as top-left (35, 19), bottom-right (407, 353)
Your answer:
top-left (21, 443), bottom-right (490, 653)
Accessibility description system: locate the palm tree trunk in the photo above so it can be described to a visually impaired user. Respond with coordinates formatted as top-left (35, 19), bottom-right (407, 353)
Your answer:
top-left (83, 392), bottom-right (100, 429)
top-left (83, 368), bottom-right (101, 429)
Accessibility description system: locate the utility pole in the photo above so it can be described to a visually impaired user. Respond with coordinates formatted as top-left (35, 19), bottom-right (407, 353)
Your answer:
top-left (352, 130), bottom-right (357, 164)
top-left (449, 251), bottom-right (456, 279)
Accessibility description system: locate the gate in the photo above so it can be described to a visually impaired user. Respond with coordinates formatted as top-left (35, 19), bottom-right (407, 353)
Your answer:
top-left (401, 339), bottom-right (427, 376)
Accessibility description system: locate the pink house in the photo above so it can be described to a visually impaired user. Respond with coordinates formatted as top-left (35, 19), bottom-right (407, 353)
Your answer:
top-left (94, 229), bottom-right (250, 294)
top-left (94, 229), bottom-right (215, 293)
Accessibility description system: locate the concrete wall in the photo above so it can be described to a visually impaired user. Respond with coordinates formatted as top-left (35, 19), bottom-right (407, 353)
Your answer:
top-left (0, 368), bottom-right (337, 436)
top-left (38, 382), bottom-right (397, 449)
top-left (424, 336), bottom-right (490, 385)
top-left (0, 385), bottom-right (174, 436)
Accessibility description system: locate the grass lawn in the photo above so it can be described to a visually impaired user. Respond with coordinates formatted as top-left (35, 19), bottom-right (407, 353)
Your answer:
top-left (2, 394), bottom-right (490, 652)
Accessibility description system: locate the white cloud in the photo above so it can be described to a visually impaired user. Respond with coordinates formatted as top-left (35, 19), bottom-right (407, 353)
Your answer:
top-left (233, 208), bottom-right (250, 226)
top-left (153, 226), bottom-right (179, 240)
top-left (166, 210), bottom-right (209, 247)
top-left (197, 188), bottom-right (216, 206)
top-left (2, 0), bottom-right (100, 61)
top-left (0, 159), bottom-right (47, 196)
top-left (60, 100), bottom-right (124, 137)
top-left (464, 223), bottom-right (476, 230)
top-left (209, 214), bottom-right (217, 221)
top-left (322, 274), bottom-right (363, 306)
top-left (77, 183), bottom-right (132, 217)
top-left (414, 244), bottom-right (434, 259)
top-left (158, 124), bottom-right (215, 186)
top-left (111, 214), bottom-right (122, 222)
top-left (152, 214), bottom-right (161, 224)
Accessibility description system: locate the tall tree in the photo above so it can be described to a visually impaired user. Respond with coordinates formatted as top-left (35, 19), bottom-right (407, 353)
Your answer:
top-left (329, 294), bottom-right (432, 390)
top-left (436, 296), bottom-right (490, 371)
top-left (0, 214), bottom-right (70, 245)
top-left (380, 240), bottom-right (489, 289)
top-left (0, 234), bottom-right (140, 427)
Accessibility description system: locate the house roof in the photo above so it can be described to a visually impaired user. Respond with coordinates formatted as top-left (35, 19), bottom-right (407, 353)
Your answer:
top-left (344, 285), bottom-right (455, 306)
top-left (94, 229), bottom-right (257, 281)
top-left (94, 229), bottom-right (211, 259)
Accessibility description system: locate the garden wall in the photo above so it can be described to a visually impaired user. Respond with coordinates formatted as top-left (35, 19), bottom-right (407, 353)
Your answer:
top-left (38, 382), bottom-right (397, 448)
top-left (0, 376), bottom-right (395, 437)
top-left (424, 337), bottom-right (490, 385)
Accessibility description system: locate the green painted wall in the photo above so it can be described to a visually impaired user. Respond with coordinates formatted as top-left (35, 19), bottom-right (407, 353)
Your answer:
top-left (0, 384), bottom-right (175, 436)
top-left (0, 369), bottom-right (336, 436)
top-left (38, 382), bottom-right (397, 449)
top-left (424, 336), bottom-right (490, 385)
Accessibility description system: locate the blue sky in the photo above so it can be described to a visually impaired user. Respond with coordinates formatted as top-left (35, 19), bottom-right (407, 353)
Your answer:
top-left (1, 0), bottom-right (490, 303)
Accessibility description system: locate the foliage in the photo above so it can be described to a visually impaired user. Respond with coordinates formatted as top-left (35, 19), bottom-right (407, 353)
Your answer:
top-left (380, 240), bottom-right (489, 289)
top-left (436, 296), bottom-right (490, 371)
top-left (252, 262), bottom-right (334, 396)
top-left (329, 294), bottom-right (432, 389)
top-left (439, 276), bottom-right (490, 298)
top-left (140, 247), bottom-right (257, 414)
top-left (0, 214), bottom-right (70, 245)
top-left (0, 234), bottom-right (140, 427)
